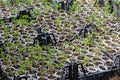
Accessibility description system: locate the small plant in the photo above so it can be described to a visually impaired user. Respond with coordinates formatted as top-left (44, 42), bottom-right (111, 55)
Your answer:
top-left (47, 60), bottom-right (54, 74)
top-left (25, 0), bottom-right (32, 5)
top-left (89, 13), bottom-right (96, 21)
top-left (55, 16), bottom-right (62, 30)
top-left (16, 19), bottom-right (28, 26)
top-left (2, 0), bottom-right (9, 6)
top-left (5, 54), bottom-right (14, 75)
top-left (13, 31), bottom-right (19, 36)
top-left (0, 52), bottom-right (6, 61)
top-left (104, 2), bottom-right (111, 16)
top-left (82, 56), bottom-right (90, 66)
top-left (9, 43), bottom-right (16, 53)
top-left (18, 68), bottom-right (25, 75)
top-left (17, 45), bottom-right (25, 53)
top-left (55, 3), bottom-right (61, 10)
top-left (64, 42), bottom-right (72, 50)
top-left (118, 18), bottom-right (120, 22)
top-left (4, 26), bottom-right (10, 38)
top-left (69, 1), bottom-right (82, 13)
top-left (32, 8), bottom-right (42, 16)
top-left (19, 54), bottom-right (24, 64)
top-left (11, 9), bottom-right (17, 14)
top-left (26, 38), bottom-right (31, 43)
top-left (24, 59), bottom-right (32, 73)
top-left (73, 44), bottom-right (81, 52)
top-left (13, 56), bottom-right (17, 66)
top-left (41, 0), bottom-right (48, 3)
top-left (56, 62), bottom-right (63, 69)
top-left (44, 3), bottom-right (52, 12)
top-left (39, 67), bottom-right (46, 78)
top-left (30, 51), bottom-right (36, 62)
top-left (60, 51), bottom-right (67, 61)
top-left (83, 34), bottom-right (94, 46)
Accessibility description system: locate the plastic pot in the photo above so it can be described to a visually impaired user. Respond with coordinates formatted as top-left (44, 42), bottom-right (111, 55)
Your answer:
top-left (98, 64), bottom-right (108, 72)
top-left (94, 60), bottom-right (104, 66)
top-left (4, 67), bottom-right (15, 79)
top-left (59, 35), bottom-right (66, 42)
top-left (87, 66), bottom-right (98, 73)
top-left (14, 74), bottom-right (29, 80)
top-left (105, 60), bottom-right (114, 67)
top-left (101, 56), bottom-right (111, 62)
top-left (48, 74), bottom-right (57, 80)
top-left (38, 77), bottom-right (48, 80)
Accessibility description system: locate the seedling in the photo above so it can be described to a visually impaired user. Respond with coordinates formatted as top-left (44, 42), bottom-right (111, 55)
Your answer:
top-left (54, 16), bottom-right (62, 30)
top-left (30, 51), bottom-right (36, 62)
top-left (41, 0), bottom-right (48, 3)
top-left (53, 3), bottom-right (61, 10)
top-left (69, 0), bottom-right (82, 14)
top-left (82, 56), bottom-right (90, 66)
top-left (32, 8), bottom-right (42, 16)
top-left (0, 41), bottom-right (7, 53)
top-left (13, 56), bottom-right (18, 67)
top-left (73, 44), bottom-right (81, 52)
top-left (47, 60), bottom-right (54, 74)
top-left (0, 52), bottom-right (6, 61)
top-left (13, 31), bottom-right (19, 36)
top-left (104, 2), bottom-right (111, 16)
top-left (25, 0), bottom-right (32, 5)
